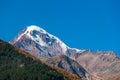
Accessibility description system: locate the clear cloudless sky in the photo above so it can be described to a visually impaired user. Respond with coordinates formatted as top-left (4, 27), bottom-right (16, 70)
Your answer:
top-left (0, 0), bottom-right (120, 55)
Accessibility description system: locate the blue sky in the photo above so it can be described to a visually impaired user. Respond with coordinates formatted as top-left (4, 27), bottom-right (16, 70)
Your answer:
top-left (0, 0), bottom-right (120, 55)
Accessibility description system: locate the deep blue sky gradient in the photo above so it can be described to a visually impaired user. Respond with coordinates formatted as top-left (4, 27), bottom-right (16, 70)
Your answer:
top-left (0, 0), bottom-right (120, 55)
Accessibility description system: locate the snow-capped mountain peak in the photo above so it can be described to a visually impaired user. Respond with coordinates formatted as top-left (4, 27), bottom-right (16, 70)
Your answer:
top-left (10, 25), bottom-right (87, 59)
top-left (10, 25), bottom-right (70, 57)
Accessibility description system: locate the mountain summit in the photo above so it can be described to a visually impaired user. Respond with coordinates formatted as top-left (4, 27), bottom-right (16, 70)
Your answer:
top-left (10, 25), bottom-right (84, 59)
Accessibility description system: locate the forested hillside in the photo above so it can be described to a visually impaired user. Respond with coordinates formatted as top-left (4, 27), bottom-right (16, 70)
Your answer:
top-left (0, 40), bottom-right (80, 80)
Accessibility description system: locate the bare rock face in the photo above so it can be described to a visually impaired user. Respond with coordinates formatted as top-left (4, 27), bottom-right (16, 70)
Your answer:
top-left (44, 55), bottom-right (87, 79)
top-left (75, 50), bottom-right (120, 80)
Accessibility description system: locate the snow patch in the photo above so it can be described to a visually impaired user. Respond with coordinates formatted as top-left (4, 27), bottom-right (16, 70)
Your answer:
top-left (69, 48), bottom-right (86, 53)
top-left (27, 25), bottom-right (47, 34)
top-left (34, 35), bottom-right (47, 46)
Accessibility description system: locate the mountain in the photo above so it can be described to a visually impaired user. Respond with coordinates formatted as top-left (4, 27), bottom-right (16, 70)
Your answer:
top-left (10, 25), bottom-right (91, 79)
top-left (0, 40), bottom-right (81, 80)
top-left (10, 25), bottom-right (85, 59)
top-left (10, 25), bottom-right (68, 58)
top-left (10, 25), bottom-right (120, 80)
top-left (75, 50), bottom-right (120, 80)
